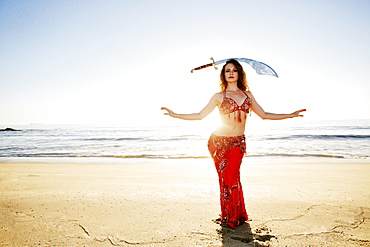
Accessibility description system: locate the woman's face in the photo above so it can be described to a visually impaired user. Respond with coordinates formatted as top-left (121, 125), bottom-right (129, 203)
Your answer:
top-left (224, 63), bottom-right (239, 83)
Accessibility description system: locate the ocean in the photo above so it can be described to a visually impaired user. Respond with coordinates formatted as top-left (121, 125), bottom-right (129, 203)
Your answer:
top-left (0, 119), bottom-right (369, 164)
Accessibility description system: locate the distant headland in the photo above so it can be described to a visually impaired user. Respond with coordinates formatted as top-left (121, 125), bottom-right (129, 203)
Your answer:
top-left (0, 127), bottom-right (22, 131)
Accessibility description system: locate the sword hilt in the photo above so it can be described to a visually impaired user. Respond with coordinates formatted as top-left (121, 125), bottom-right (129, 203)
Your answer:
top-left (210, 57), bottom-right (218, 70)
top-left (190, 57), bottom-right (218, 73)
top-left (191, 63), bottom-right (213, 73)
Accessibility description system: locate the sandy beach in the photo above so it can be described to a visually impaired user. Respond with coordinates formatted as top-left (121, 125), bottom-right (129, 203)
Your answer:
top-left (1, 160), bottom-right (369, 247)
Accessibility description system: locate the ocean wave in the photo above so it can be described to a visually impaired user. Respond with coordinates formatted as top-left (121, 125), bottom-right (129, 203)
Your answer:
top-left (1, 153), bottom-right (369, 160)
top-left (74, 137), bottom-right (201, 142)
top-left (266, 134), bottom-right (370, 140)
top-left (80, 137), bottom-right (145, 141)
top-left (1, 121), bottom-right (369, 162)
top-left (247, 153), bottom-right (370, 159)
top-left (8, 153), bottom-right (210, 159)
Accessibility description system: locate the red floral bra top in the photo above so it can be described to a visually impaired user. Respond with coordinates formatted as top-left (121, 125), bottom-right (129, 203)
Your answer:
top-left (219, 90), bottom-right (252, 122)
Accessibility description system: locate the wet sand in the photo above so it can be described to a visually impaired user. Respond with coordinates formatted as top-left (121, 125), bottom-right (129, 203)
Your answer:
top-left (1, 161), bottom-right (369, 246)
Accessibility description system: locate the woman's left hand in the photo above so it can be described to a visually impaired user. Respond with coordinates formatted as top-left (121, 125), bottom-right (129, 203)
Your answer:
top-left (292, 109), bottom-right (306, 117)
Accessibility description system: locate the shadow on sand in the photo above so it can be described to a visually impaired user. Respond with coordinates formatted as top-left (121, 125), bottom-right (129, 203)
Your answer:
top-left (217, 222), bottom-right (276, 247)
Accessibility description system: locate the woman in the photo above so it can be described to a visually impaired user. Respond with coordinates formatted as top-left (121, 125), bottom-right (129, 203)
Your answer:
top-left (161, 59), bottom-right (305, 228)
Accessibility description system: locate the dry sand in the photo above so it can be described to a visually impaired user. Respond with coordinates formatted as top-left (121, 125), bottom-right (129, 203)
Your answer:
top-left (0, 160), bottom-right (369, 246)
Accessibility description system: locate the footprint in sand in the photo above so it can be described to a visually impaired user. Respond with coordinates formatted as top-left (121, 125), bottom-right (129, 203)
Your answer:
top-left (14, 211), bottom-right (36, 221)
top-left (261, 204), bottom-right (370, 243)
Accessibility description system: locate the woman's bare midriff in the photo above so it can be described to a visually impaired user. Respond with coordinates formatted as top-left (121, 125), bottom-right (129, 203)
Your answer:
top-left (212, 114), bottom-right (247, 137)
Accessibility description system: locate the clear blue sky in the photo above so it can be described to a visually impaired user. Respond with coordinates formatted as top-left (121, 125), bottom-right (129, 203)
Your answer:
top-left (1, 0), bottom-right (369, 125)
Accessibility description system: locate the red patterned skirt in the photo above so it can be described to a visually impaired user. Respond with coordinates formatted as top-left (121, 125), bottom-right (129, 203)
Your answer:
top-left (208, 134), bottom-right (249, 228)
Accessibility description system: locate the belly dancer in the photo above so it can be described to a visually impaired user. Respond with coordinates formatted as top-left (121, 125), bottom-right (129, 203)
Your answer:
top-left (161, 59), bottom-right (305, 228)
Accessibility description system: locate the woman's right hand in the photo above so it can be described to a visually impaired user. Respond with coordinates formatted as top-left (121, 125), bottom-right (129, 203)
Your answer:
top-left (161, 107), bottom-right (175, 116)
top-left (160, 93), bottom-right (219, 121)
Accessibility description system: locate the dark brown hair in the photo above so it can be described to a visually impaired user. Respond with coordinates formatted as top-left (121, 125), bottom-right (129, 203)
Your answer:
top-left (220, 59), bottom-right (249, 92)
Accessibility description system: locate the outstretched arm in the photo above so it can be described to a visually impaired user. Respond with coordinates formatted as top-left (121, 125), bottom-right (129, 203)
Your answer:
top-left (161, 93), bottom-right (220, 120)
top-left (248, 92), bottom-right (306, 120)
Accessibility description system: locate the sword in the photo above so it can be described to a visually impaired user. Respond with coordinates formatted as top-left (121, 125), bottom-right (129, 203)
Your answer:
top-left (191, 57), bottom-right (279, 78)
